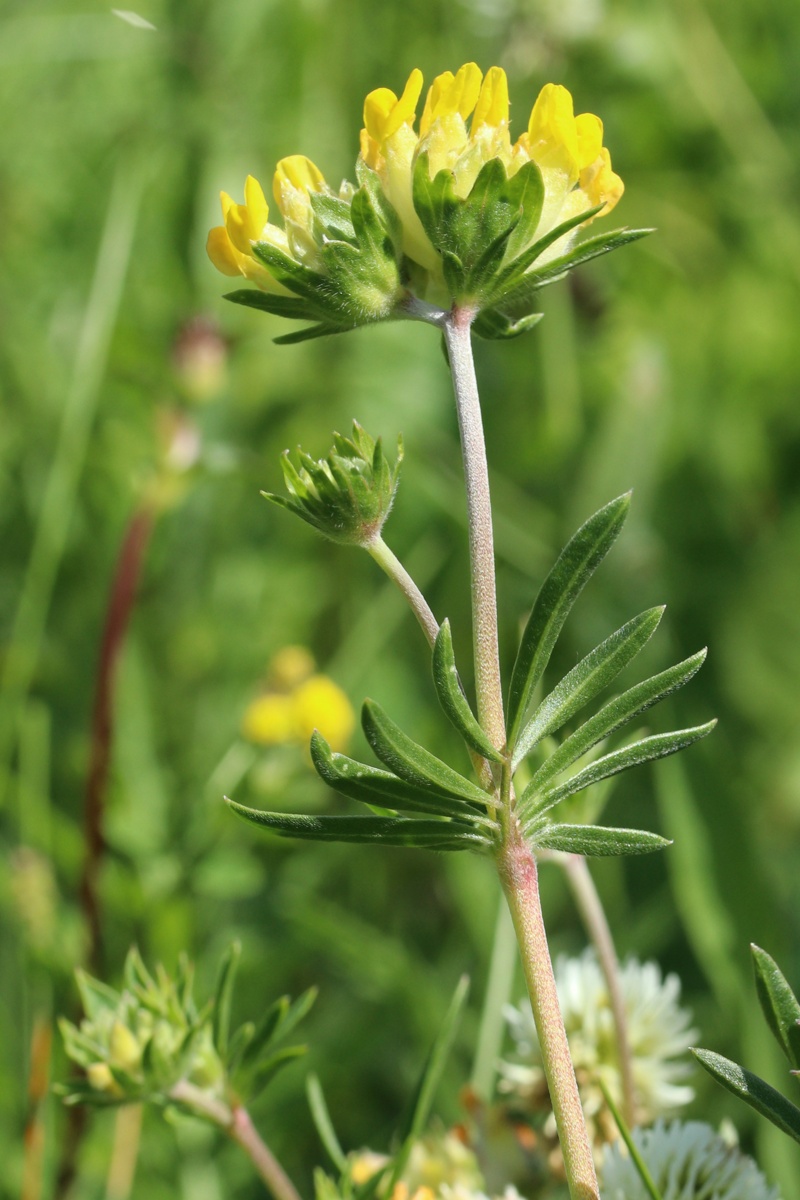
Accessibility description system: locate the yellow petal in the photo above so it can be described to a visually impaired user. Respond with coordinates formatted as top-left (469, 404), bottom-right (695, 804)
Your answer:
top-left (206, 226), bottom-right (244, 276)
top-left (244, 174), bottom-right (269, 232)
top-left (421, 62), bottom-right (482, 134)
top-left (580, 146), bottom-right (624, 216)
top-left (575, 112), bottom-right (603, 170)
top-left (220, 190), bottom-right (236, 220)
top-left (472, 65), bottom-right (509, 132)
top-left (527, 82), bottom-right (579, 173)
top-left (272, 154), bottom-right (325, 207)
top-left (225, 202), bottom-right (253, 255)
top-left (382, 67), bottom-right (423, 140)
top-left (364, 86), bottom-right (399, 141)
top-left (268, 645), bottom-right (315, 690)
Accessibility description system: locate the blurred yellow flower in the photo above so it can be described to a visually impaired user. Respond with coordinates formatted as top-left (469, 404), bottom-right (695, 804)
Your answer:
top-left (242, 648), bottom-right (355, 752)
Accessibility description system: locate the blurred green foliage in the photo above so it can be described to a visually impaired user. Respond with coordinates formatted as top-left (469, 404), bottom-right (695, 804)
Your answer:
top-left (2, 0), bottom-right (800, 1196)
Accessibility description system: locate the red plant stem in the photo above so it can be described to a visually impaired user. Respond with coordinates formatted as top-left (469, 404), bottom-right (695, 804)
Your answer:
top-left (56, 506), bottom-right (154, 1200)
top-left (79, 506), bottom-right (154, 970)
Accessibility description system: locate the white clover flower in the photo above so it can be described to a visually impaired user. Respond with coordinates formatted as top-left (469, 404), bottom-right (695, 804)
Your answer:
top-left (600, 1119), bottom-right (780, 1199)
top-left (500, 950), bottom-right (696, 1133)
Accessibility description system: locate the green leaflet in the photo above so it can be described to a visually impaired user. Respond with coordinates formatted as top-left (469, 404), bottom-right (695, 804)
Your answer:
top-left (222, 290), bottom-right (312, 320)
top-left (309, 192), bottom-right (357, 243)
top-left (525, 648), bottom-right (709, 794)
top-left (484, 203), bottom-right (602, 305)
top-left (247, 1045), bottom-right (309, 1100)
top-left (752, 944), bottom-right (800, 1069)
top-left (500, 227), bottom-right (653, 309)
top-left (211, 940), bottom-right (240, 1058)
top-left (250, 240), bottom-right (330, 304)
top-left (522, 721), bottom-right (716, 823)
top-left (306, 1074), bottom-right (348, 1172)
top-left (432, 620), bottom-right (503, 762)
top-left (226, 800), bottom-right (486, 850)
top-left (692, 1049), bottom-right (800, 1145)
top-left (531, 823), bottom-right (671, 857)
top-left (472, 309), bottom-right (543, 341)
top-left (506, 493), bottom-right (631, 750)
top-left (385, 976), bottom-right (470, 1191)
top-left (273, 323), bottom-right (345, 345)
top-left (310, 732), bottom-right (489, 822)
top-left (513, 606), bottom-right (665, 767)
top-left (361, 699), bottom-right (493, 807)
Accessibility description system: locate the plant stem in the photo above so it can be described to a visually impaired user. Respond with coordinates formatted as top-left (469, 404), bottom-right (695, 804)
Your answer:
top-left (366, 535), bottom-right (439, 648)
top-left (471, 890), bottom-right (517, 1100)
top-left (169, 1081), bottom-right (302, 1200)
top-left (443, 309), bottom-right (505, 751)
top-left (443, 312), bottom-right (597, 1198)
top-left (81, 506), bottom-right (154, 970)
top-left (561, 852), bottom-right (636, 1124)
top-left (105, 1104), bottom-right (143, 1200)
top-left (498, 831), bottom-right (600, 1200)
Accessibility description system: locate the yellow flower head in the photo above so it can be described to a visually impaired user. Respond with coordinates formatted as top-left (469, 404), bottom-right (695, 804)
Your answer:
top-left (209, 64), bottom-right (643, 342)
top-left (242, 650), bottom-right (355, 753)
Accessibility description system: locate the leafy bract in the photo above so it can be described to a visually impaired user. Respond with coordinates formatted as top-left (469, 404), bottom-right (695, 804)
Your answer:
top-left (311, 731), bottom-right (488, 821)
top-left (532, 823), bottom-right (671, 857)
top-left (226, 801), bottom-right (486, 851)
top-left (506, 493), bottom-right (631, 749)
top-left (513, 606), bottom-right (665, 767)
top-left (432, 620), bottom-right (502, 762)
top-left (692, 1049), bottom-right (800, 1145)
top-left (752, 944), bottom-right (800, 1070)
top-left (361, 699), bottom-right (491, 807)
top-left (522, 722), bottom-right (716, 825)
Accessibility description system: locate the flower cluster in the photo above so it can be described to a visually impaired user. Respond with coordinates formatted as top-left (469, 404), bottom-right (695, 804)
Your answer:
top-left (59, 947), bottom-right (223, 1106)
top-left (208, 64), bottom-right (645, 341)
top-left (500, 951), bottom-right (696, 1141)
top-left (600, 1120), bottom-right (780, 1199)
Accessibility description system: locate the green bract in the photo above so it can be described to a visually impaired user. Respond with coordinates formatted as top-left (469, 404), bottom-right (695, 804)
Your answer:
top-left (264, 422), bottom-right (403, 546)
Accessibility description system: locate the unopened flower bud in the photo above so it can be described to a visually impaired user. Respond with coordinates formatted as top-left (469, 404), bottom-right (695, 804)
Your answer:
top-left (264, 421), bottom-right (402, 547)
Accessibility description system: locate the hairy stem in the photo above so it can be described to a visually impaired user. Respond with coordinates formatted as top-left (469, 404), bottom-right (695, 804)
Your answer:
top-left (498, 831), bottom-right (600, 1200)
top-left (443, 309), bottom-right (505, 751)
top-left (366, 535), bottom-right (439, 648)
top-left (562, 853), bottom-right (636, 1123)
top-left (169, 1081), bottom-right (302, 1200)
top-left (443, 310), bottom-right (597, 1198)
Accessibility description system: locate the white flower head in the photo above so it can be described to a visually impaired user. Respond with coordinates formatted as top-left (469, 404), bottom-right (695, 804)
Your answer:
top-left (600, 1119), bottom-right (781, 1199)
top-left (500, 950), bottom-right (696, 1134)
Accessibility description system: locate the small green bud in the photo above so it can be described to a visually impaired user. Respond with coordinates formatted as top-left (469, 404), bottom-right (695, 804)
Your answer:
top-left (109, 1020), bottom-right (142, 1072)
top-left (264, 421), bottom-right (403, 547)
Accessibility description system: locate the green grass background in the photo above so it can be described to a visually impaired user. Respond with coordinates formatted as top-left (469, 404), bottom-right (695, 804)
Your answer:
top-left (2, 0), bottom-right (800, 1195)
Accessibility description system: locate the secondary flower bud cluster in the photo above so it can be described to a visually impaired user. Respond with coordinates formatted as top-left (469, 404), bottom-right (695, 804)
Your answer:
top-left (263, 421), bottom-right (403, 546)
top-left (59, 948), bottom-right (223, 1106)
